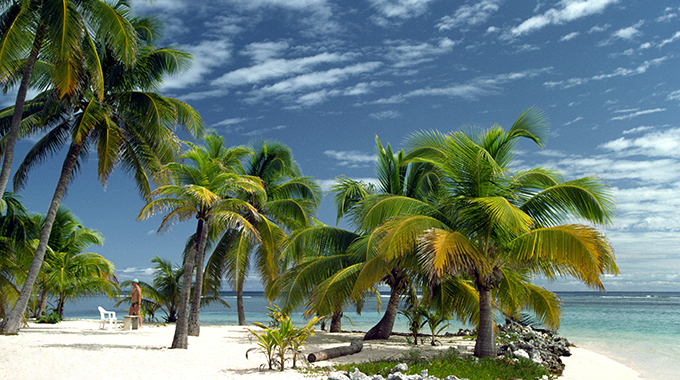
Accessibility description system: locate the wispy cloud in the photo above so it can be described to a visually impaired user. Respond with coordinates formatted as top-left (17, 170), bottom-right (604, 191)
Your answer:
top-left (212, 51), bottom-right (356, 87)
top-left (324, 150), bottom-right (376, 167)
top-left (242, 125), bottom-right (286, 136)
top-left (560, 32), bottom-right (580, 41)
top-left (544, 56), bottom-right (669, 89)
top-left (213, 117), bottom-right (248, 127)
top-left (369, 0), bottom-right (435, 20)
top-left (373, 67), bottom-right (550, 104)
top-left (505, 0), bottom-right (619, 38)
top-left (610, 108), bottom-right (666, 121)
top-left (436, 0), bottom-right (502, 31)
top-left (369, 110), bottom-right (401, 120)
top-left (384, 38), bottom-right (458, 68)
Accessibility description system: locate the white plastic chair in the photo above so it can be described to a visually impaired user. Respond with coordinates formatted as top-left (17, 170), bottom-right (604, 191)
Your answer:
top-left (98, 306), bottom-right (116, 329)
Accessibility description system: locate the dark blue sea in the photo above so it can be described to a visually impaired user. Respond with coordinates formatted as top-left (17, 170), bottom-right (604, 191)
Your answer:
top-left (63, 291), bottom-right (679, 380)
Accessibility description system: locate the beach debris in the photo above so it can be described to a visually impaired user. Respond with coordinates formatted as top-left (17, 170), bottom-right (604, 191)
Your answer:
top-left (308, 339), bottom-right (364, 362)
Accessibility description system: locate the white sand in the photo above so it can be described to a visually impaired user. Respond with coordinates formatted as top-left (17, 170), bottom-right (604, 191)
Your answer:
top-left (0, 320), bottom-right (645, 380)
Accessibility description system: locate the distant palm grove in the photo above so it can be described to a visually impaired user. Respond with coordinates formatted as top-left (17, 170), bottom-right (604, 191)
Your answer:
top-left (0, 1), bottom-right (618, 356)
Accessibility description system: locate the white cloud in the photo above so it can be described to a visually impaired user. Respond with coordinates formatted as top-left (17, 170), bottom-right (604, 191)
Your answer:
top-left (373, 67), bottom-right (549, 104)
top-left (369, 0), bottom-right (435, 20)
top-left (436, 0), bottom-right (502, 31)
top-left (369, 110), bottom-right (401, 120)
top-left (599, 127), bottom-right (680, 157)
top-left (242, 41), bottom-right (290, 63)
top-left (560, 31), bottom-right (580, 41)
top-left (212, 52), bottom-right (356, 87)
top-left (226, 0), bottom-right (329, 10)
top-left (385, 38), bottom-right (459, 68)
top-left (563, 116), bottom-right (583, 126)
top-left (246, 62), bottom-right (382, 104)
top-left (658, 31), bottom-right (680, 48)
top-left (668, 90), bottom-right (680, 101)
top-left (506, 0), bottom-right (619, 38)
top-left (612, 25), bottom-right (642, 40)
top-left (622, 126), bottom-right (654, 134)
top-left (544, 56), bottom-right (669, 89)
top-left (324, 150), bottom-right (376, 167)
top-left (609, 108), bottom-right (666, 121)
top-left (214, 117), bottom-right (248, 127)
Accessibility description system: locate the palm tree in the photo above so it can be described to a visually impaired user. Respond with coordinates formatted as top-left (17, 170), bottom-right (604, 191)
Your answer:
top-left (0, 16), bottom-right (203, 335)
top-left (0, 193), bottom-right (36, 318)
top-left (333, 138), bottom-right (438, 340)
top-left (36, 206), bottom-right (117, 317)
top-left (205, 141), bottom-right (322, 326)
top-left (363, 108), bottom-right (618, 357)
top-left (139, 132), bottom-right (265, 349)
top-left (267, 224), bottom-right (367, 332)
top-left (0, 0), bottom-right (138, 200)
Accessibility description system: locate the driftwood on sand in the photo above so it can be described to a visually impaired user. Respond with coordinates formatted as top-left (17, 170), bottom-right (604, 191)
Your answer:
top-left (307, 340), bottom-right (363, 363)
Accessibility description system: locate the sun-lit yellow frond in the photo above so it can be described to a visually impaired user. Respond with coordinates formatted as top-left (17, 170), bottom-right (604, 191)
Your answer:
top-left (511, 224), bottom-right (618, 290)
top-left (472, 197), bottom-right (533, 235)
top-left (417, 228), bottom-right (480, 279)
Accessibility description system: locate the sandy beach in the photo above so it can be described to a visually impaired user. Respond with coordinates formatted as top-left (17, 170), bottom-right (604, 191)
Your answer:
top-left (0, 320), bottom-right (645, 380)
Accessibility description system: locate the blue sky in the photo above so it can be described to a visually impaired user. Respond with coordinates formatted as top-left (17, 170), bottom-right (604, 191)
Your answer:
top-left (4, 0), bottom-right (680, 292)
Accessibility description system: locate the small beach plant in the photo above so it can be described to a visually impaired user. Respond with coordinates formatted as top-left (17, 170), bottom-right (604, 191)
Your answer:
top-left (422, 308), bottom-right (450, 346)
top-left (247, 309), bottom-right (319, 371)
top-left (400, 306), bottom-right (427, 346)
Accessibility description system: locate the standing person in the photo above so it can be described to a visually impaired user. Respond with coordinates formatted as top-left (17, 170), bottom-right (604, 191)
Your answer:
top-left (130, 279), bottom-right (142, 328)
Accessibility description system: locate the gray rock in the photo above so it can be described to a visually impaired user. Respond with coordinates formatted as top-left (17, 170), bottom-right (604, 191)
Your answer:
top-left (350, 368), bottom-right (371, 380)
top-left (328, 371), bottom-right (351, 380)
top-left (513, 349), bottom-right (530, 360)
top-left (390, 363), bottom-right (408, 374)
top-left (442, 375), bottom-right (460, 380)
top-left (371, 375), bottom-right (385, 380)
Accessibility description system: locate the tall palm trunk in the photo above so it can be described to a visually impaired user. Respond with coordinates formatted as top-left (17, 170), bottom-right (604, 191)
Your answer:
top-left (171, 219), bottom-right (205, 348)
top-left (188, 219), bottom-right (210, 336)
top-left (236, 278), bottom-right (246, 325)
top-left (330, 311), bottom-right (343, 332)
top-left (0, 140), bottom-right (85, 334)
top-left (0, 27), bottom-right (44, 196)
top-left (474, 287), bottom-right (497, 357)
top-left (363, 283), bottom-right (402, 340)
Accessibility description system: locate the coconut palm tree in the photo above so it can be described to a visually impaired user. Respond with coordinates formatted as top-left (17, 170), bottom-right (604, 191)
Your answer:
top-left (267, 224), bottom-right (367, 332)
top-left (0, 0), bottom-right (139, 202)
top-left (332, 138), bottom-right (438, 340)
top-left (35, 206), bottom-right (116, 317)
top-left (362, 108), bottom-right (618, 357)
top-left (0, 16), bottom-right (202, 335)
top-left (139, 132), bottom-right (265, 348)
top-left (0, 193), bottom-right (36, 318)
top-left (205, 141), bottom-right (322, 326)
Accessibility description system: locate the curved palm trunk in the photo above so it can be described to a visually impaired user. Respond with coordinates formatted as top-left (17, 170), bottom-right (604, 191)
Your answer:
top-left (363, 284), bottom-right (402, 340)
top-left (330, 311), bottom-right (343, 332)
top-left (171, 219), bottom-right (204, 349)
top-left (0, 140), bottom-right (85, 335)
top-left (236, 279), bottom-right (246, 326)
top-left (0, 27), bottom-right (44, 197)
top-left (188, 219), bottom-right (210, 336)
top-left (474, 287), bottom-right (497, 357)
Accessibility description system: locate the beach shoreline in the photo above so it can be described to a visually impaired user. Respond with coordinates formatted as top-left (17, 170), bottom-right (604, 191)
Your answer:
top-left (0, 319), bottom-right (645, 380)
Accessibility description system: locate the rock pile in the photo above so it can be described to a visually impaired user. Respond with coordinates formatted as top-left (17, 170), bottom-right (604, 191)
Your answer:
top-left (497, 322), bottom-right (572, 374)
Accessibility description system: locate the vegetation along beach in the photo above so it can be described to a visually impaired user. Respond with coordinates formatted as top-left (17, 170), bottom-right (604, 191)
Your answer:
top-left (2, 1), bottom-right (679, 380)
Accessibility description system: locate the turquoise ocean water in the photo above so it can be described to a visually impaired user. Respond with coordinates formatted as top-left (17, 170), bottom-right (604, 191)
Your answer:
top-left (63, 291), bottom-right (679, 380)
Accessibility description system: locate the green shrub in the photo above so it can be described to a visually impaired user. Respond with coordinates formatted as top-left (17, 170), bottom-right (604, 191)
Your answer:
top-left (309, 349), bottom-right (553, 380)
top-left (36, 311), bottom-right (62, 324)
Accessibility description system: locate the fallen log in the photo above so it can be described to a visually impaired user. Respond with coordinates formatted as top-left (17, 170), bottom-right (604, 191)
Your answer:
top-left (307, 340), bottom-right (363, 363)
